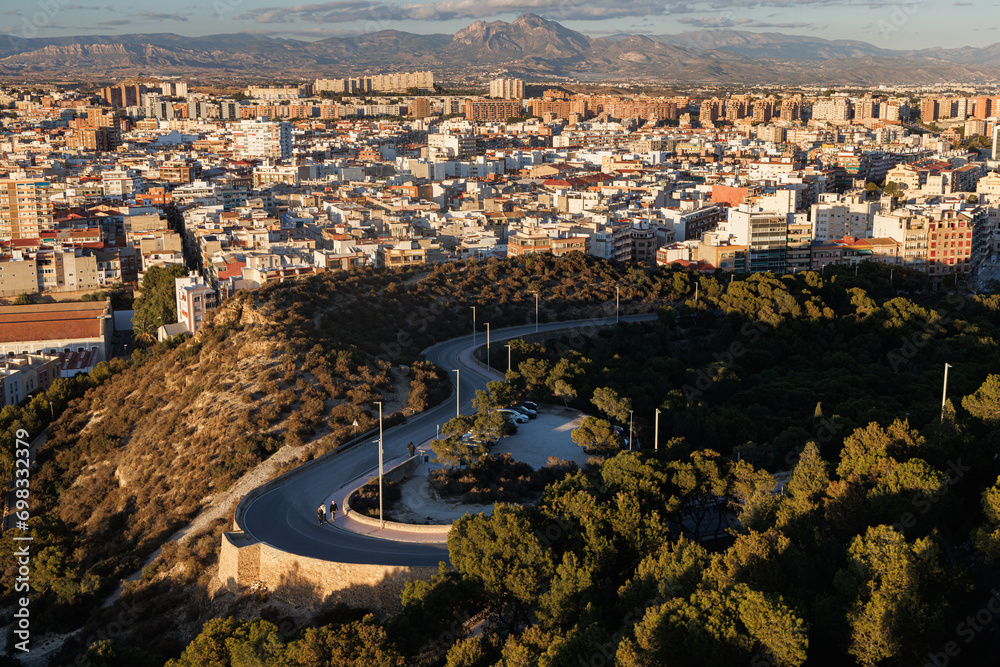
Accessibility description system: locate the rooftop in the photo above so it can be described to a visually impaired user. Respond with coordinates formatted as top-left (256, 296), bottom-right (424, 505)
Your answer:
top-left (0, 301), bottom-right (110, 345)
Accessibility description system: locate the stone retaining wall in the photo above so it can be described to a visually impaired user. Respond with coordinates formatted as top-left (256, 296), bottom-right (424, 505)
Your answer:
top-left (343, 455), bottom-right (453, 535)
top-left (217, 530), bottom-right (437, 612)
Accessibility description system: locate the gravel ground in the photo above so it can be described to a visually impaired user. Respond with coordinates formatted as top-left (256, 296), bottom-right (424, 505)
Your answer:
top-left (387, 405), bottom-right (588, 525)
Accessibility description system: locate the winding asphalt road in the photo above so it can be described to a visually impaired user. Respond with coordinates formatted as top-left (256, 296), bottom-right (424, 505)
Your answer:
top-left (238, 314), bottom-right (657, 566)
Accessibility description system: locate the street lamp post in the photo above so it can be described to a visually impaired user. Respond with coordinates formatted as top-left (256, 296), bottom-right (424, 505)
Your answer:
top-left (629, 409), bottom-right (634, 451)
top-left (616, 286), bottom-right (620, 323)
top-left (531, 291), bottom-right (539, 333)
top-left (486, 322), bottom-right (490, 371)
top-left (470, 306), bottom-right (476, 351)
top-left (375, 401), bottom-right (384, 529)
top-left (654, 408), bottom-right (660, 452)
top-left (505, 343), bottom-right (512, 374)
top-left (453, 369), bottom-right (460, 418)
top-left (941, 363), bottom-right (952, 423)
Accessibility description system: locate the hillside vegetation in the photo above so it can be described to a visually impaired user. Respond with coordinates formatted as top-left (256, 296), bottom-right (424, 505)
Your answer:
top-left (8, 254), bottom-right (999, 667)
top-left (156, 261), bottom-right (1000, 667)
top-left (1, 253), bottom-right (679, 661)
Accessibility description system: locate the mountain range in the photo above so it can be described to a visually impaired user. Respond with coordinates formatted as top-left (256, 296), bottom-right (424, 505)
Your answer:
top-left (2, 13), bottom-right (999, 85)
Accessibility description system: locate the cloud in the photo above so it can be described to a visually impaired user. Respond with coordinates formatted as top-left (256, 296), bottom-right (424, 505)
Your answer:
top-left (98, 19), bottom-right (132, 26)
top-left (238, 0), bottom-right (891, 26)
top-left (953, 1), bottom-right (973, 4)
top-left (133, 11), bottom-right (190, 22)
top-left (239, 27), bottom-right (362, 38)
top-left (242, 0), bottom-right (674, 24)
top-left (678, 16), bottom-right (815, 29)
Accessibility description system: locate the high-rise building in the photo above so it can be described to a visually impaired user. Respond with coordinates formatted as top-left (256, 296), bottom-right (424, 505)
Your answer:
top-left (464, 99), bottom-right (522, 123)
top-left (993, 125), bottom-right (1000, 161)
top-left (102, 83), bottom-right (145, 108)
top-left (700, 98), bottom-right (725, 124)
top-left (219, 100), bottom-right (240, 121)
top-left (974, 96), bottom-right (992, 120)
top-left (752, 99), bottom-right (774, 123)
top-left (0, 179), bottom-right (54, 240)
top-left (489, 78), bottom-right (524, 100)
top-left (187, 100), bottom-right (207, 119)
top-left (233, 118), bottom-right (293, 159)
top-left (315, 71), bottom-right (434, 94)
top-left (812, 97), bottom-right (852, 122)
top-left (855, 98), bottom-right (881, 121)
top-left (410, 98), bottom-right (431, 118)
top-left (158, 81), bottom-right (188, 97)
top-left (66, 126), bottom-right (119, 151)
top-left (726, 95), bottom-right (750, 121)
top-left (726, 206), bottom-right (789, 274)
top-left (780, 99), bottom-right (802, 122)
top-left (920, 98), bottom-right (939, 123)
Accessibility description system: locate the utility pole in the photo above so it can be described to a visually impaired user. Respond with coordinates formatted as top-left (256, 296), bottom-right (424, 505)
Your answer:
top-left (470, 306), bottom-right (476, 351)
top-left (654, 408), bottom-right (660, 452)
top-left (375, 401), bottom-right (384, 529)
top-left (695, 281), bottom-right (699, 304)
top-left (941, 363), bottom-right (952, 423)
top-left (505, 344), bottom-right (512, 374)
top-left (616, 286), bottom-right (620, 323)
top-left (486, 322), bottom-right (490, 371)
top-left (453, 369), bottom-right (460, 418)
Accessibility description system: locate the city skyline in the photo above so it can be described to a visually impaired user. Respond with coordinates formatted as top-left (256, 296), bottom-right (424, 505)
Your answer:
top-left (1, 0), bottom-right (999, 51)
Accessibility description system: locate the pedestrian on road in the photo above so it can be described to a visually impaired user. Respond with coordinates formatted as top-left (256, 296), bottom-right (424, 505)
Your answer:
top-left (317, 504), bottom-right (325, 525)
top-left (407, 441), bottom-right (416, 458)
top-left (329, 499), bottom-right (337, 523)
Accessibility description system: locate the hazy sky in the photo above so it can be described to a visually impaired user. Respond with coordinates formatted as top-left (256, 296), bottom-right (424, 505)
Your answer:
top-left (1, 0), bottom-right (997, 50)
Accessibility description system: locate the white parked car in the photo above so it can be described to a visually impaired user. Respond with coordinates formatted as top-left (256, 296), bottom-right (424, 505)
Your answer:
top-left (497, 408), bottom-right (529, 424)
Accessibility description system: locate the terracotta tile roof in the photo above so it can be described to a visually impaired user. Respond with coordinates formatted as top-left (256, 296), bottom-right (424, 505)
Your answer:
top-left (59, 348), bottom-right (100, 373)
top-left (0, 302), bottom-right (109, 344)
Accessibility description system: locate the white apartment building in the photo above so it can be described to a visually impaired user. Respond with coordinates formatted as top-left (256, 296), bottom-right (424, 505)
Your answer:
top-left (175, 272), bottom-right (218, 335)
top-left (490, 78), bottom-right (524, 99)
top-left (427, 133), bottom-right (476, 159)
top-left (812, 97), bottom-right (852, 122)
top-left (811, 196), bottom-right (882, 241)
top-left (102, 169), bottom-right (143, 198)
top-left (233, 119), bottom-right (292, 160)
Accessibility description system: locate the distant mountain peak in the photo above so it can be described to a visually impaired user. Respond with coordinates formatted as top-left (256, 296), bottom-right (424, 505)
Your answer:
top-left (1, 16), bottom-right (999, 85)
top-left (513, 12), bottom-right (546, 24)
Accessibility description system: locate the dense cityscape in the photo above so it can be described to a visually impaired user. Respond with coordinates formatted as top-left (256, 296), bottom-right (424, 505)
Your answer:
top-left (2, 5), bottom-right (1000, 667)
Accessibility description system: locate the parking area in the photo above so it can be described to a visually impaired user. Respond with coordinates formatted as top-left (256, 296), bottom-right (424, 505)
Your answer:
top-left (384, 405), bottom-right (589, 524)
top-left (491, 404), bottom-right (590, 469)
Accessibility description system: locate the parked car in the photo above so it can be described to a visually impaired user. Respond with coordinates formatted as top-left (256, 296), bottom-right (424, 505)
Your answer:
top-left (497, 408), bottom-right (529, 424)
top-left (612, 425), bottom-right (630, 449)
top-left (514, 403), bottom-right (537, 418)
top-left (520, 400), bottom-right (538, 411)
top-left (462, 431), bottom-right (499, 447)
